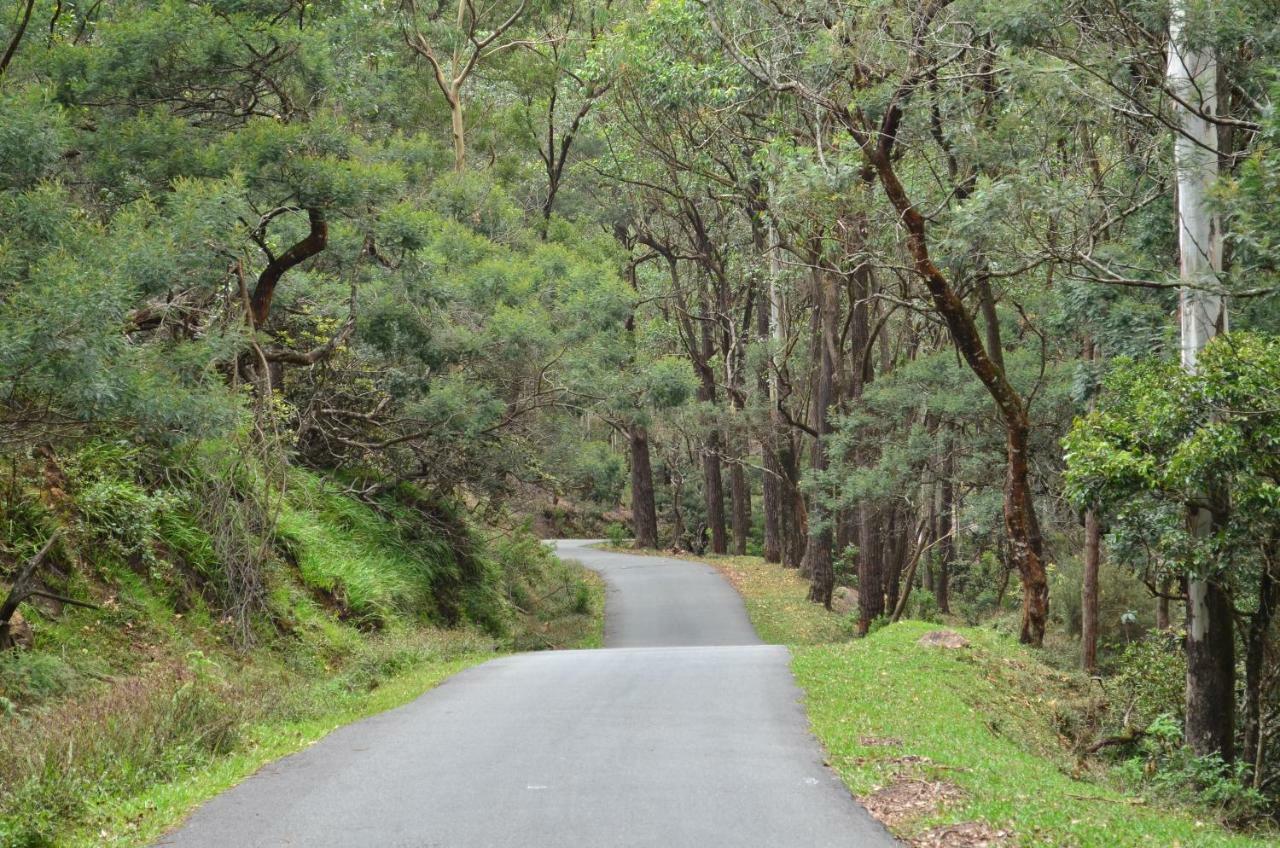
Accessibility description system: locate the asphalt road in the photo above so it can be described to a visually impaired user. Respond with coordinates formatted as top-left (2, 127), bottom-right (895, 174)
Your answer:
top-left (155, 539), bottom-right (898, 847)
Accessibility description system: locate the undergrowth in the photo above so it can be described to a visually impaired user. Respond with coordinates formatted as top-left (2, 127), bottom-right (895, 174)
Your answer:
top-left (0, 441), bottom-right (600, 847)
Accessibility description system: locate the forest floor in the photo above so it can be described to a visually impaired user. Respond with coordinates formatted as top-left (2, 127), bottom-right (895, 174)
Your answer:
top-left (609, 547), bottom-right (1275, 848)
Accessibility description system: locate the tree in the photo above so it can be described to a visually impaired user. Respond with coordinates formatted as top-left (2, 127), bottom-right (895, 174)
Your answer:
top-left (1167, 0), bottom-right (1233, 762)
top-left (403, 0), bottom-right (534, 171)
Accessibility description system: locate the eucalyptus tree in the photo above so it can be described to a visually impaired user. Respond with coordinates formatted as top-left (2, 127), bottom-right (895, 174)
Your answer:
top-left (1017, 0), bottom-right (1278, 761)
top-left (401, 0), bottom-right (539, 171)
top-left (599, 11), bottom-right (767, 555)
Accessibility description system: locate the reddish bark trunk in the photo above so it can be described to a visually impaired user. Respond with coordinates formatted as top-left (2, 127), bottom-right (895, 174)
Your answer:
top-left (629, 424), bottom-right (658, 550)
top-left (249, 208), bottom-right (327, 328)
top-left (1081, 509), bottom-right (1101, 673)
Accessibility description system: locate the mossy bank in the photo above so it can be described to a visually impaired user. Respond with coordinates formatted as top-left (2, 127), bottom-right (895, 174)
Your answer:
top-left (0, 441), bottom-right (602, 848)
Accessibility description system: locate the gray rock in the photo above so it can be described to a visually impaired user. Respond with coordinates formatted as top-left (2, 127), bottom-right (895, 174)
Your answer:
top-left (917, 629), bottom-right (970, 649)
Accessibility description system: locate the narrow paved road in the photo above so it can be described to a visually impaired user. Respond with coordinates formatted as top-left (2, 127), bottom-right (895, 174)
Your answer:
top-left (156, 540), bottom-right (897, 847)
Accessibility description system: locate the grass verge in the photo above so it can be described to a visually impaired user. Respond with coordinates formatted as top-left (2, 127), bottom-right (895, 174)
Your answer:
top-left (646, 550), bottom-right (1274, 848)
top-left (66, 636), bottom-right (493, 848)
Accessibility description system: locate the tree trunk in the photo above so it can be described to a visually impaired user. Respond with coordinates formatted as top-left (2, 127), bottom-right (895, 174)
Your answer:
top-left (729, 460), bottom-right (749, 556)
top-left (1185, 578), bottom-right (1235, 760)
top-left (702, 434), bottom-right (727, 555)
top-left (1082, 509), bottom-right (1101, 673)
top-left (629, 424), bottom-right (658, 549)
top-left (667, 468), bottom-right (685, 549)
top-left (806, 266), bottom-right (838, 608)
top-left (936, 456), bottom-right (954, 615)
top-left (867, 143), bottom-right (1048, 646)
top-left (857, 503), bottom-right (884, 634)
top-left (774, 427), bottom-right (806, 568)
top-left (1243, 557), bottom-right (1277, 787)
top-left (1156, 578), bottom-right (1172, 630)
top-left (1169, 0), bottom-right (1232, 761)
top-left (1005, 419), bottom-right (1049, 646)
top-left (450, 92), bottom-right (466, 172)
top-left (249, 208), bottom-right (327, 328)
top-left (884, 508), bottom-right (902, 614)
top-left (761, 442), bottom-right (782, 563)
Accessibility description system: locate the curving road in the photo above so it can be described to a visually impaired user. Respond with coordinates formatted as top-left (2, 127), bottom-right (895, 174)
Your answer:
top-left (154, 539), bottom-right (897, 847)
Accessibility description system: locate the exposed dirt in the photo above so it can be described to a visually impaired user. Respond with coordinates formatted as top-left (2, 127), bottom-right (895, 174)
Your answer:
top-left (859, 736), bottom-right (904, 748)
top-left (860, 778), bottom-right (964, 828)
top-left (910, 821), bottom-right (1012, 847)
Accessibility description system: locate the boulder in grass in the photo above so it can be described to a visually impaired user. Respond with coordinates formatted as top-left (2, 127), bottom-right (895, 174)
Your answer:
top-left (917, 629), bottom-right (969, 649)
top-left (832, 585), bottom-right (858, 614)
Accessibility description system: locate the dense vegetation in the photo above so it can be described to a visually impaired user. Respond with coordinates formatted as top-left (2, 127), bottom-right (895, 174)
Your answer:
top-left (1, 0), bottom-right (1278, 842)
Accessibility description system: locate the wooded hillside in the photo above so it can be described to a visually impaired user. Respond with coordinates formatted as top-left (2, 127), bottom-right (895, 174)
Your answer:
top-left (1, 0), bottom-right (1279, 839)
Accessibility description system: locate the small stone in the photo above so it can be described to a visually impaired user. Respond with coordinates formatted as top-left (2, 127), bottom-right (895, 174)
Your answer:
top-left (1, 609), bottom-right (34, 650)
top-left (917, 630), bottom-right (969, 649)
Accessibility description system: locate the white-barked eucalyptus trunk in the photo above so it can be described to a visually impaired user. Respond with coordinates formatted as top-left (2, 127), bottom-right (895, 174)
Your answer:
top-left (1168, 0), bottom-right (1233, 760)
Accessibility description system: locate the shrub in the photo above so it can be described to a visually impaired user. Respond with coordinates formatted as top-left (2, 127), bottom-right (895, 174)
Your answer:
top-left (1113, 714), bottom-right (1268, 826)
top-left (604, 522), bottom-right (630, 546)
top-left (1106, 634), bottom-right (1186, 731)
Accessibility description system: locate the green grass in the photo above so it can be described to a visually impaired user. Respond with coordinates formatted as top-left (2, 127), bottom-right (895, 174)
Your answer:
top-left (276, 477), bottom-right (439, 624)
top-left (677, 551), bottom-right (1274, 848)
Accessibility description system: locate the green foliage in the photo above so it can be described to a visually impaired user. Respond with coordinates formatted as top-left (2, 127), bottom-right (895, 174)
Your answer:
top-left (1114, 715), bottom-right (1268, 826)
top-left (563, 441), bottom-right (627, 506)
top-left (603, 522), bottom-right (630, 546)
top-left (1065, 332), bottom-right (1280, 585)
top-left (1107, 636), bottom-right (1187, 731)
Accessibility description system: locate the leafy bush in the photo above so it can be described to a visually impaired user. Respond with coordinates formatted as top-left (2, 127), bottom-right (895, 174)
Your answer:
top-left (1113, 714), bottom-right (1268, 826)
top-left (1107, 634), bottom-right (1186, 731)
top-left (604, 522), bottom-right (630, 546)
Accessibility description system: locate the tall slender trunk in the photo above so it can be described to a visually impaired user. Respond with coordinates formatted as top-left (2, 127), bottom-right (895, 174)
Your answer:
top-left (936, 452), bottom-right (954, 615)
top-left (1244, 555), bottom-right (1277, 787)
top-left (629, 424), bottom-right (658, 549)
top-left (702, 429), bottom-right (727, 555)
top-left (664, 465), bottom-right (685, 548)
top-left (753, 192), bottom-right (783, 562)
top-left (807, 265), bottom-right (838, 608)
top-left (1169, 0), bottom-right (1232, 761)
top-left (884, 507), bottom-right (902, 614)
top-left (1082, 339), bottom-right (1102, 672)
top-left (729, 459), bottom-right (750, 555)
top-left (867, 138), bottom-right (1048, 646)
top-left (761, 442), bottom-right (782, 563)
top-left (857, 503), bottom-right (883, 633)
top-left (845, 210), bottom-right (883, 632)
top-left (450, 91), bottom-right (466, 172)
top-left (777, 432), bottom-right (806, 568)
top-left (1005, 419), bottom-right (1048, 645)
top-left (1081, 509), bottom-right (1101, 673)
